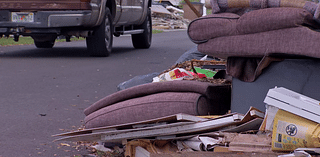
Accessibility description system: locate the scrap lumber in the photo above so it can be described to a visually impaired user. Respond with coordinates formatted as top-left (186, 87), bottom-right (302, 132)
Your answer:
top-left (183, 0), bottom-right (202, 17)
top-left (228, 134), bottom-right (272, 153)
top-left (54, 107), bottom-right (264, 143)
top-left (55, 113), bottom-right (243, 143)
top-left (150, 152), bottom-right (280, 157)
top-left (53, 113), bottom-right (207, 137)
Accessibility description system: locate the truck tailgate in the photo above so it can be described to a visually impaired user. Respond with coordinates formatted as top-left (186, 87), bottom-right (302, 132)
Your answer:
top-left (0, 0), bottom-right (91, 10)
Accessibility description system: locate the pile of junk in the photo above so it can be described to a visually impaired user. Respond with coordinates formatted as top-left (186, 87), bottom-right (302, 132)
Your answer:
top-left (55, 0), bottom-right (320, 156)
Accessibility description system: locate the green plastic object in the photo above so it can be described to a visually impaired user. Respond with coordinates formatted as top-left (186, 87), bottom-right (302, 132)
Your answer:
top-left (191, 67), bottom-right (217, 78)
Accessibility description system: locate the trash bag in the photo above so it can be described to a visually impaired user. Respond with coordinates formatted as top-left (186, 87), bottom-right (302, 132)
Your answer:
top-left (117, 72), bottom-right (160, 91)
top-left (175, 46), bottom-right (217, 64)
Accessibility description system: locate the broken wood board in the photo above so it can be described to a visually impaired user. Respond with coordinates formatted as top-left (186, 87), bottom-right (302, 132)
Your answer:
top-left (164, 108), bottom-right (265, 140)
top-left (54, 121), bottom-right (193, 142)
top-left (228, 134), bottom-right (272, 153)
top-left (151, 5), bottom-right (172, 15)
top-left (54, 113), bottom-right (244, 143)
top-left (219, 118), bottom-right (263, 133)
top-left (54, 107), bottom-right (263, 143)
top-left (54, 113), bottom-right (208, 137)
top-left (215, 107), bottom-right (264, 133)
top-left (240, 106), bottom-right (264, 123)
top-left (150, 152), bottom-right (281, 157)
top-left (213, 146), bottom-right (229, 152)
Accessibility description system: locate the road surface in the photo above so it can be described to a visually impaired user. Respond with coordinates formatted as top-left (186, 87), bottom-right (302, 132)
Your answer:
top-left (0, 30), bottom-right (196, 156)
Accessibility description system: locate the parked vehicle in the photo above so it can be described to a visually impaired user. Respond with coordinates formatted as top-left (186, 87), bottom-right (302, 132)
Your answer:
top-left (0, 0), bottom-right (152, 57)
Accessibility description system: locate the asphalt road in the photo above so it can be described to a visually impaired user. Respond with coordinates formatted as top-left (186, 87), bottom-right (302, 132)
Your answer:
top-left (0, 30), bottom-right (196, 157)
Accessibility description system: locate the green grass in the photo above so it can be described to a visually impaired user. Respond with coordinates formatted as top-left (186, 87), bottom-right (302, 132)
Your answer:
top-left (0, 36), bottom-right (34, 46)
top-left (0, 30), bottom-right (163, 46)
top-left (152, 29), bottom-right (163, 34)
top-left (207, 9), bottom-right (212, 15)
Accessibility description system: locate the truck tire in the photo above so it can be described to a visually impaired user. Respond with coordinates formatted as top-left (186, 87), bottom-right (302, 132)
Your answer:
top-left (34, 41), bottom-right (55, 48)
top-left (86, 8), bottom-right (113, 57)
top-left (131, 8), bottom-right (152, 49)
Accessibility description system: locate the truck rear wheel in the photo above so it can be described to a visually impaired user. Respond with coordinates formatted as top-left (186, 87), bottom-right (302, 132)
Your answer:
top-left (34, 41), bottom-right (55, 48)
top-left (131, 8), bottom-right (152, 49)
top-left (86, 8), bottom-right (113, 57)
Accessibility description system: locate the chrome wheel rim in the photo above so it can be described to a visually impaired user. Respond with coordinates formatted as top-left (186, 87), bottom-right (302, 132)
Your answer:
top-left (105, 16), bottom-right (112, 51)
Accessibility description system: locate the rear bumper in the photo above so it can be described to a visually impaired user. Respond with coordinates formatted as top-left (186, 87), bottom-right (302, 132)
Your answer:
top-left (0, 10), bottom-right (93, 28)
top-left (0, 1), bottom-right (102, 35)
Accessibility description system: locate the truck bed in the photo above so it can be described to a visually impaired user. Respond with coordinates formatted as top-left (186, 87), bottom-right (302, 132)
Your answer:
top-left (0, 0), bottom-right (91, 10)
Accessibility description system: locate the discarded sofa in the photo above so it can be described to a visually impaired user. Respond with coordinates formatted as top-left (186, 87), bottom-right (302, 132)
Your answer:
top-left (231, 58), bottom-right (320, 113)
top-left (208, 0), bottom-right (320, 21)
top-left (188, 7), bottom-right (320, 59)
top-left (84, 80), bottom-right (231, 128)
top-left (187, 7), bottom-right (320, 113)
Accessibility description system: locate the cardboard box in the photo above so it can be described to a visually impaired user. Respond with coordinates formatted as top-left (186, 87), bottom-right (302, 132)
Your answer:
top-left (182, 2), bottom-right (203, 20)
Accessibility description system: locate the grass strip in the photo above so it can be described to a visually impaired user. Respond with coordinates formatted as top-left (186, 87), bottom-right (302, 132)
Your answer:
top-left (0, 30), bottom-right (163, 46)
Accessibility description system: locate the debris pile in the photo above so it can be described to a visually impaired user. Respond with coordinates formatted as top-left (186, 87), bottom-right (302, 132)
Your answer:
top-left (151, 4), bottom-right (191, 30)
top-left (54, 87), bottom-right (320, 157)
top-left (53, 0), bottom-right (320, 156)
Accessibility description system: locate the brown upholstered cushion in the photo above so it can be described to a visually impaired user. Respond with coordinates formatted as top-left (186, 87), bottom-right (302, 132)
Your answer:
top-left (84, 92), bottom-right (210, 128)
top-left (188, 7), bottom-right (317, 43)
top-left (188, 13), bottom-right (240, 43)
top-left (197, 26), bottom-right (320, 59)
top-left (84, 80), bottom-right (229, 116)
top-left (237, 7), bottom-right (316, 34)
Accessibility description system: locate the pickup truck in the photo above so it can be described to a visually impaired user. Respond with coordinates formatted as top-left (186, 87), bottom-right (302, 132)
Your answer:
top-left (0, 0), bottom-right (152, 57)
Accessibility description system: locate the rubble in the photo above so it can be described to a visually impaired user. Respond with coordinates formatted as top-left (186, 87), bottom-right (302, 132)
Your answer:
top-left (151, 4), bottom-right (191, 30)
top-left (54, 88), bottom-right (320, 156)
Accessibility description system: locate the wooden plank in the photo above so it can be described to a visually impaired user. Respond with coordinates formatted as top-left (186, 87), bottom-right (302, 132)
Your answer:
top-left (220, 118), bottom-right (263, 133)
top-left (228, 134), bottom-right (272, 153)
top-left (183, 0), bottom-right (202, 17)
top-left (99, 114), bottom-right (241, 142)
top-left (53, 113), bottom-right (207, 137)
top-left (250, 110), bottom-right (265, 119)
top-left (213, 146), bottom-right (229, 152)
top-left (240, 107), bottom-right (264, 124)
top-left (176, 114), bottom-right (209, 122)
top-left (151, 5), bottom-right (172, 15)
top-left (150, 152), bottom-right (281, 157)
top-left (54, 121), bottom-right (192, 142)
top-left (54, 108), bottom-right (263, 143)
top-left (54, 113), bottom-right (242, 143)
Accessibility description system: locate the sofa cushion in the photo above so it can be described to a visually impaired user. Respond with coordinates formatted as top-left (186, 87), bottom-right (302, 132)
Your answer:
top-left (84, 92), bottom-right (210, 128)
top-left (84, 80), bottom-right (229, 116)
top-left (188, 13), bottom-right (240, 43)
top-left (237, 7), bottom-right (316, 34)
top-left (188, 7), bottom-right (317, 43)
top-left (197, 26), bottom-right (320, 59)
